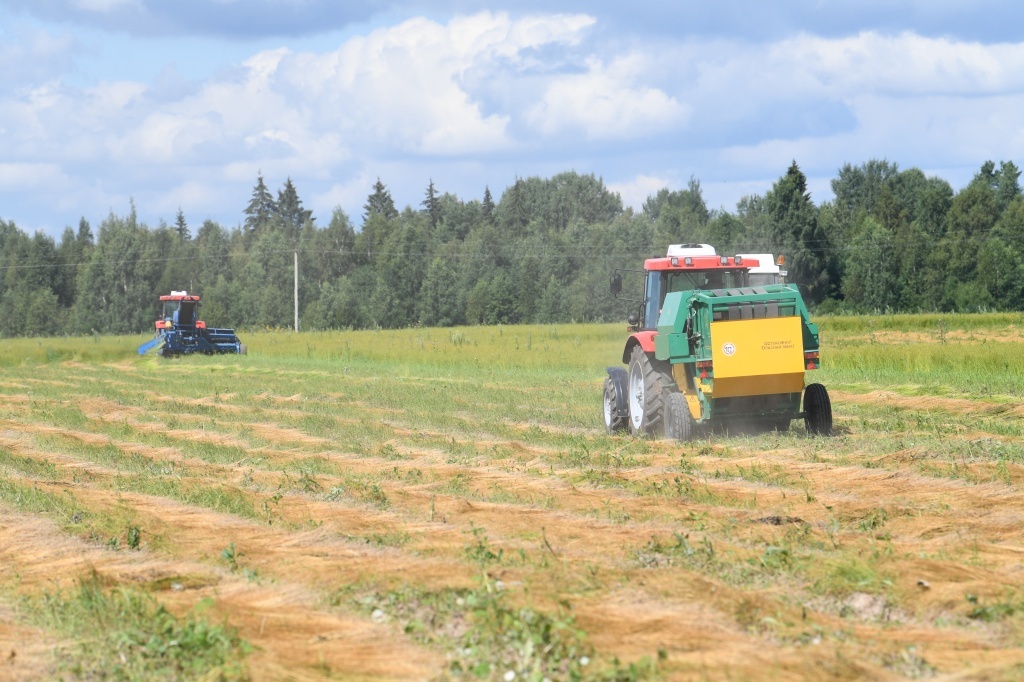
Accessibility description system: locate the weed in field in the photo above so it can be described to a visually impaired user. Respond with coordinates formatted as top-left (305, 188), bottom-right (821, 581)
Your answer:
top-left (465, 524), bottom-right (503, 567)
top-left (126, 524), bottom-right (141, 550)
top-left (360, 530), bottom-right (412, 548)
top-left (0, 478), bottom-right (86, 528)
top-left (965, 592), bottom-right (1021, 622)
top-left (364, 483), bottom-right (390, 509)
top-left (812, 556), bottom-right (892, 598)
top-left (221, 542), bottom-right (241, 571)
top-left (22, 573), bottom-right (249, 680)
top-left (349, 577), bottom-right (599, 682)
top-left (261, 490), bottom-right (284, 524)
top-left (858, 508), bottom-right (889, 533)
top-left (376, 442), bottom-right (409, 460)
top-left (635, 532), bottom-right (719, 573)
top-left (880, 645), bottom-right (936, 679)
top-left (0, 449), bottom-right (61, 480)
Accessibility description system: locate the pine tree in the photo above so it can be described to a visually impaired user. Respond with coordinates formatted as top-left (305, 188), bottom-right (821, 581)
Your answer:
top-left (996, 161), bottom-right (1022, 211)
top-left (243, 172), bottom-right (276, 239)
top-left (481, 186), bottom-right (495, 225)
top-left (765, 161), bottom-right (834, 304)
top-left (174, 207), bottom-right (190, 240)
top-left (421, 179), bottom-right (441, 228)
top-left (363, 178), bottom-right (398, 222)
top-left (76, 217), bottom-right (93, 245)
top-left (509, 177), bottom-right (528, 232)
top-left (276, 177), bottom-right (313, 240)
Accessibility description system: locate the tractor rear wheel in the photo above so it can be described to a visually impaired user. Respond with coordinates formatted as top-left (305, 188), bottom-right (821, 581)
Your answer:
top-left (803, 383), bottom-right (832, 436)
top-left (603, 375), bottom-right (627, 433)
top-left (663, 391), bottom-right (693, 441)
top-left (627, 346), bottom-right (673, 436)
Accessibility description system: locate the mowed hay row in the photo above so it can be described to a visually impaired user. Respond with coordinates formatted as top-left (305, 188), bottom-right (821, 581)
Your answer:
top-left (1, 321), bottom-right (1024, 680)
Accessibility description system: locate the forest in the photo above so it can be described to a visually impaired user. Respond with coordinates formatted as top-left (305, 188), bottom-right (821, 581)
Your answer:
top-left (1, 158), bottom-right (1022, 337)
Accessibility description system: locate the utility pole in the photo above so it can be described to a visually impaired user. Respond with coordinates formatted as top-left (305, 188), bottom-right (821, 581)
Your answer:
top-left (293, 249), bottom-right (299, 332)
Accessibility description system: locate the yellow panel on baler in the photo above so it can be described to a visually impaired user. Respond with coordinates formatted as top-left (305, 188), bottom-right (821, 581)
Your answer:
top-left (708, 317), bottom-right (805, 398)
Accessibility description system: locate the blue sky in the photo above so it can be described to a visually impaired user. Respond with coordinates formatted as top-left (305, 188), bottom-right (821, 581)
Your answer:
top-left (2, 0), bottom-right (1024, 237)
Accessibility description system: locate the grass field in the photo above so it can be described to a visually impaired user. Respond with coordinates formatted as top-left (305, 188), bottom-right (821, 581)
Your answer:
top-left (1, 314), bottom-right (1024, 680)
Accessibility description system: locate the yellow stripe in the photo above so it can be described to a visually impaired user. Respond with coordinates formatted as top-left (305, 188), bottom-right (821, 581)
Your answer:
top-left (710, 373), bottom-right (805, 398)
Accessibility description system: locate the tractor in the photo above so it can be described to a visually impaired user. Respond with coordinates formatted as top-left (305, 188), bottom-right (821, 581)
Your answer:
top-left (138, 291), bottom-right (246, 357)
top-left (603, 244), bottom-right (831, 440)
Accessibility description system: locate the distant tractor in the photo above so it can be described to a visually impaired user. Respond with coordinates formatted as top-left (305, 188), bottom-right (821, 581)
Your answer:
top-left (604, 244), bottom-right (831, 440)
top-left (138, 291), bottom-right (246, 357)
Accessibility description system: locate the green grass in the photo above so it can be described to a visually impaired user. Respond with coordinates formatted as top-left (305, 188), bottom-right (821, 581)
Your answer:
top-left (21, 573), bottom-right (249, 681)
top-left (2, 314), bottom-right (1023, 680)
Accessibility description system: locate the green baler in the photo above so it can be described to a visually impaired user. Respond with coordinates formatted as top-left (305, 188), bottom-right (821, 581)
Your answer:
top-left (604, 245), bottom-right (832, 441)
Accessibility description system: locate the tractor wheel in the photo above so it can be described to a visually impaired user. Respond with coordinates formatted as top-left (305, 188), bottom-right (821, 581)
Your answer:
top-left (663, 391), bottom-right (693, 441)
top-left (603, 375), bottom-right (627, 434)
top-left (627, 346), bottom-right (674, 436)
top-left (803, 383), bottom-right (833, 436)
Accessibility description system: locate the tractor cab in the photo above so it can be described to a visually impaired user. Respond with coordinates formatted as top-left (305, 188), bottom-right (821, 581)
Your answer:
top-left (614, 244), bottom-right (768, 331)
top-left (639, 245), bottom-right (758, 330)
top-left (155, 291), bottom-right (204, 332)
top-left (738, 253), bottom-right (786, 287)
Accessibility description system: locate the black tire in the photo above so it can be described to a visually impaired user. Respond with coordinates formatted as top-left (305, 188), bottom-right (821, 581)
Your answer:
top-left (627, 346), bottom-right (674, 436)
top-left (603, 374), bottom-right (628, 434)
top-left (803, 383), bottom-right (833, 436)
top-left (663, 391), bottom-right (693, 441)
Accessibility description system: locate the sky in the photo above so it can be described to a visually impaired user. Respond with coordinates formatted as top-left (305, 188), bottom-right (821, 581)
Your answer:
top-left (2, 0), bottom-right (1024, 237)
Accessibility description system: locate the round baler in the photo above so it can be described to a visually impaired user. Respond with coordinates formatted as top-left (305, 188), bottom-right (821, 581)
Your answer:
top-left (604, 244), bottom-right (831, 440)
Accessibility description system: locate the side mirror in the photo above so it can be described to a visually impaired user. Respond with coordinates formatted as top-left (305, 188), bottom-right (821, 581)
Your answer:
top-left (610, 273), bottom-right (622, 296)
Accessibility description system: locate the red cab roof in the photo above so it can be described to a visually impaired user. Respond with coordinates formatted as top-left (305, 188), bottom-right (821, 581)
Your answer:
top-left (643, 255), bottom-right (762, 272)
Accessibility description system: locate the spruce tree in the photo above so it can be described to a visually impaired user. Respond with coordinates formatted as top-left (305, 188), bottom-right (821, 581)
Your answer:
top-left (243, 172), bottom-right (276, 239)
top-left (765, 161), bottom-right (834, 304)
top-left (276, 177), bottom-right (313, 240)
top-left (363, 178), bottom-right (398, 221)
top-left (421, 179), bottom-right (441, 228)
top-left (481, 186), bottom-right (495, 225)
top-left (174, 207), bottom-right (190, 240)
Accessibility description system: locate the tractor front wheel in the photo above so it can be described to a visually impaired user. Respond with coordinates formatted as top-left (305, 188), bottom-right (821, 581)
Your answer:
top-left (663, 391), bottom-right (693, 441)
top-left (803, 383), bottom-right (833, 436)
top-left (627, 346), bottom-right (673, 436)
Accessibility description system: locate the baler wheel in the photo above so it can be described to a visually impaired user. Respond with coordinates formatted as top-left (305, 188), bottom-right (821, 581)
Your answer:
top-left (602, 375), bottom-right (627, 433)
top-left (627, 346), bottom-right (673, 436)
top-left (663, 391), bottom-right (693, 441)
top-left (803, 383), bottom-right (833, 436)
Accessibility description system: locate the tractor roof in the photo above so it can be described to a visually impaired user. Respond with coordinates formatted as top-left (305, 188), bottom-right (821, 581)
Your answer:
top-left (644, 254), bottom-right (763, 272)
top-left (160, 293), bottom-right (200, 302)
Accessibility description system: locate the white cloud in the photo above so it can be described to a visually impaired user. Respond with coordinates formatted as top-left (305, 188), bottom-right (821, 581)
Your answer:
top-left (6, 9), bottom-right (1024, 235)
top-left (527, 54), bottom-right (689, 139)
top-left (607, 174), bottom-right (672, 211)
top-left (778, 31), bottom-right (1024, 96)
top-left (0, 162), bottom-right (66, 190)
top-left (71, 0), bottom-right (140, 13)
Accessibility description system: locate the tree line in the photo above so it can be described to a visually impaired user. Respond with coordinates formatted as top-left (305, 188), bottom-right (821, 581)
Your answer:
top-left (1, 159), bottom-right (1022, 338)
